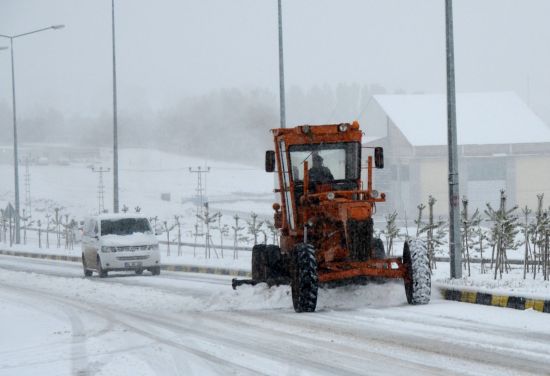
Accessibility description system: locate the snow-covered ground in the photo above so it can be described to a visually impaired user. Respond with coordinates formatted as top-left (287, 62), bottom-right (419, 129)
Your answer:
top-left (435, 262), bottom-right (550, 300)
top-left (1, 255), bottom-right (550, 376)
top-left (3, 234), bottom-right (549, 297)
top-left (2, 147), bottom-right (550, 374)
top-left (0, 148), bottom-right (275, 242)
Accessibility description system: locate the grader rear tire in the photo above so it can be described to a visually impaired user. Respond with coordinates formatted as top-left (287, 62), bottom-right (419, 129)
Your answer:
top-left (403, 239), bottom-right (431, 305)
top-left (291, 243), bottom-right (318, 313)
top-left (252, 244), bottom-right (267, 282)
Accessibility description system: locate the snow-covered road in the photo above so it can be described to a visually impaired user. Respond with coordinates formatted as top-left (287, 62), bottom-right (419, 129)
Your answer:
top-left (1, 255), bottom-right (549, 376)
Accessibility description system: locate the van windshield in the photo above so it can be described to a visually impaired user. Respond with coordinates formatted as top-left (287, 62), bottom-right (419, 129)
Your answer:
top-left (101, 218), bottom-right (152, 236)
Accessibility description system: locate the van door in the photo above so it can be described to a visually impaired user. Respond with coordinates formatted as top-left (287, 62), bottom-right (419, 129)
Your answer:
top-left (88, 220), bottom-right (100, 268)
top-left (82, 219), bottom-right (93, 266)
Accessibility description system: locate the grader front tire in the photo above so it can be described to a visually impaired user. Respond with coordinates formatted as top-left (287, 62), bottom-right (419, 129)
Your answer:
top-left (291, 243), bottom-right (319, 313)
top-left (403, 239), bottom-right (431, 305)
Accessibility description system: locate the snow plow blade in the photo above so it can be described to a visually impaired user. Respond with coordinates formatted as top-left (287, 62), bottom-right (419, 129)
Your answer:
top-left (232, 276), bottom-right (290, 290)
top-left (318, 258), bottom-right (407, 283)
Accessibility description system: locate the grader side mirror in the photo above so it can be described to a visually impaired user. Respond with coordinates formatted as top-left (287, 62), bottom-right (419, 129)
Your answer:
top-left (374, 147), bottom-right (384, 169)
top-left (265, 150), bottom-right (275, 172)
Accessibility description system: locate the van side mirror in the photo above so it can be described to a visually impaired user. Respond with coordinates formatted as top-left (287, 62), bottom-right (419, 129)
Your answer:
top-left (374, 147), bottom-right (384, 169)
top-left (265, 150), bottom-right (275, 172)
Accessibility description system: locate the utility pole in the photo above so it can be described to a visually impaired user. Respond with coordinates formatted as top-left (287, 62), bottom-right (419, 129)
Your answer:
top-left (445, 0), bottom-right (462, 278)
top-left (0, 25), bottom-right (65, 244)
top-left (91, 166), bottom-right (110, 214)
top-left (10, 38), bottom-right (20, 244)
top-left (112, 0), bottom-right (120, 213)
top-left (190, 166), bottom-right (210, 256)
top-left (189, 166), bottom-right (210, 213)
top-left (277, 0), bottom-right (286, 128)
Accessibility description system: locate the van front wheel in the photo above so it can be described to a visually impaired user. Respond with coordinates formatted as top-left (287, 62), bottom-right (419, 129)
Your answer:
top-left (82, 255), bottom-right (92, 277)
top-left (97, 257), bottom-right (108, 278)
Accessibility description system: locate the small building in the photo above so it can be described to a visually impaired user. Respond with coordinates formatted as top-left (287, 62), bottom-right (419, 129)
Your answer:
top-left (362, 92), bottom-right (550, 217)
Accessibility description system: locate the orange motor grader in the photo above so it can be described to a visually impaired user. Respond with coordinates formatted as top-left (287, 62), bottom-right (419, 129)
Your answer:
top-left (232, 122), bottom-right (431, 312)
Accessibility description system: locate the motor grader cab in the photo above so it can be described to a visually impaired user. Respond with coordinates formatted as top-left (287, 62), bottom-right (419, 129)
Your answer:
top-left (232, 122), bottom-right (431, 312)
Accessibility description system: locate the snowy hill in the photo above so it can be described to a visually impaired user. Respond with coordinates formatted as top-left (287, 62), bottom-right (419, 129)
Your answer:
top-left (0, 148), bottom-right (275, 222)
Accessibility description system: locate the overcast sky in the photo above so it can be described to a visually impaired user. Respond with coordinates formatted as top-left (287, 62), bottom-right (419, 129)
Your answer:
top-left (1, 0), bottom-right (550, 123)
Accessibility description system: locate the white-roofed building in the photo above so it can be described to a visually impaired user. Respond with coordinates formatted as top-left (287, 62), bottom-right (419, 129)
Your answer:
top-left (362, 92), bottom-right (550, 217)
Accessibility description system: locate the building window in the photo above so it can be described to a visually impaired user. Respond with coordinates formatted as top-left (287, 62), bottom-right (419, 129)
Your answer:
top-left (467, 158), bottom-right (506, 181)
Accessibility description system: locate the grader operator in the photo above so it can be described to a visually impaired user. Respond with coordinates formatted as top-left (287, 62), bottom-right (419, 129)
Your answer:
top-left (232, 121), bottom-right (431, 312)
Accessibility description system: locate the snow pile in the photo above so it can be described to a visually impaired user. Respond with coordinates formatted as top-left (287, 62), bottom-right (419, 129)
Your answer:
top-left (212, 282), bottom-right (407, 312)
top-left (436, 275), bottom-right (550, 300)
top-left (0, 268), bottom-right (407, 315)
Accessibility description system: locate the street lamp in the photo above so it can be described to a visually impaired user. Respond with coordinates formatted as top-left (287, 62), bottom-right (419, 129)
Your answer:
top-left (277, 0), bottom-right (286, 129)
top-left (112, 0), bottom-right (120, 213)
top-left (0, 24), bottom-right (65, 244)
top-left (445, 0), bottom-right (462, 278)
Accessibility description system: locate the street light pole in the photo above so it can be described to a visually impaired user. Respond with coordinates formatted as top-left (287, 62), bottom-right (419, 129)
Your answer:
top-left (112, 0), bottom-right (120, 213)
top-left (277, 0), bottom-right (286, 129)
top-left (0, 25), bottom-right (64, 244)
top-left (445, 0), bottom-right (462, 278)
top-left (9, 38), bottom-right (20, 244)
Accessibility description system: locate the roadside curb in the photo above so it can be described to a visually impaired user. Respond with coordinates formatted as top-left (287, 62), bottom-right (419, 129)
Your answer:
top-left (0, 249), bottom-right (81, 262)
top-left (0, 249), bottom-right (251, 278)
top-left (439, 287), bottom-right (550, 314)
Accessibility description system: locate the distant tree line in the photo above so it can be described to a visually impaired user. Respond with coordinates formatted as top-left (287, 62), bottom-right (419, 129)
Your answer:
top-left (0, 83), bottom-right (392, 166)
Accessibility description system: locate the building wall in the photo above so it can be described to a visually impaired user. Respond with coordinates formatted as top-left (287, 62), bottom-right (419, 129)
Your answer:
top-left (366, 118), bottom-right (550, 217)
top-left (418, 158), bottom-right (448, 216)
top-left (515, 156), bottom-right (550, 209)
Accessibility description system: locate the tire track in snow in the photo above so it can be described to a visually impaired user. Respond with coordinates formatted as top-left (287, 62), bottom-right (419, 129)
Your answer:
top-left (0, 278), bottom-right (263, 375)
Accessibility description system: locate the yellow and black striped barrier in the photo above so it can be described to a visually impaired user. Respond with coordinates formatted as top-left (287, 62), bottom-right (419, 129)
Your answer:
top-left (440, 288), bottom-right (550, 314)
top-left (0, 249), bottom-right (251, 278)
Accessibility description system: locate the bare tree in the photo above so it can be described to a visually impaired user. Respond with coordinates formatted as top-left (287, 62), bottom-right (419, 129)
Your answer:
top-left (162, 220), bottom-right (176, 256)
top-left (232, 214), bottom-right (245, 259)
top-left (45, 213), bottom-right (52, 248)
top-left (21, 209), bottom-right (33, 245)
top-left (461, 196), bottom-right (481, 277)
top-left (521, 206), bottom-right (532, 279)
top-left (247, 212), bottom-right (264, 245)
top-left (485, 190), bottom-right (520, 280)
top-left (213, 212), bottom-right (229, 258)
top-left (415, 203), bottom-right (426, 238)
top-left (197, 203), bottom-right (219, 259)
top-left (382, 211), bottom-right (400, 257)
top-left (53, 208), bottom-right (62, 248)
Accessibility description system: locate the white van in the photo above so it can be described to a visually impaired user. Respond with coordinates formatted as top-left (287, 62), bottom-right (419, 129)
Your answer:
top-left (81, 214), bottom-right (161, 277)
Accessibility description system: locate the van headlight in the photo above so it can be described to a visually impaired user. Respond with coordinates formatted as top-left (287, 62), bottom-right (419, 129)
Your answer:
top-left (148, 244), bottom-right (159, 251)
top-left (101, 246), bottom-right (115, 253)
